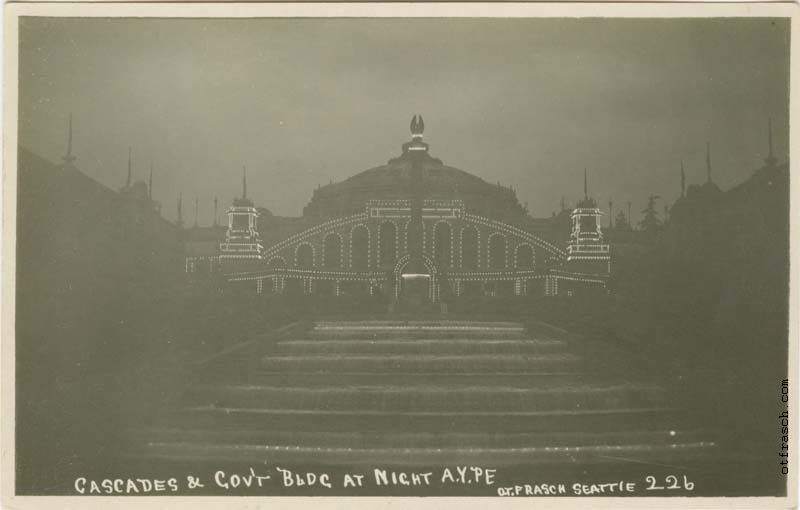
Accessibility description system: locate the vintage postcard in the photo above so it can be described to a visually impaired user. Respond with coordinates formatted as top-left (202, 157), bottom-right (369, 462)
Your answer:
top-left (2, 3), bottom-right (798, 509)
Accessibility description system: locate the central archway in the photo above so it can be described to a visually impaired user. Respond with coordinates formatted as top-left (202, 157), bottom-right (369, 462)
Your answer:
top-left (392, 254), bottom-right (438, 302)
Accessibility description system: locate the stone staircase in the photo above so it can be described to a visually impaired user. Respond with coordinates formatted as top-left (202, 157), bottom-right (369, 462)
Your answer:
top-left (125, 320), bottom-right (715, 470)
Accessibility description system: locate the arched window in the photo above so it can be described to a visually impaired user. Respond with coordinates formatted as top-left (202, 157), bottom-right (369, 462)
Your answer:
top-left (323, 234), bottom-right (342, 268)
top-left (296, 244), bottom-right (314, 269)
top-left (379, 222), bottom-right (396, 267)
top-left (515, 244), bottom-right (534, 270)
top-left (350, 226), bottom-right (369, 270)
top-left (268, 257), bottom-right (286, 268)
top-left (489, 234), bottom-right (507, 270)
top-left (461, 227), bottom-right (478, 270)
top-left (434, 222), bottom-right (451, 268)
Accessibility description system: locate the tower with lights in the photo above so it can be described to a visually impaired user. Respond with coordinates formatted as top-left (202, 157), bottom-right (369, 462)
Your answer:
top-left (219, 167), bottom-right (264, 266)
top-left (566, 170), bottom-right (611, 274)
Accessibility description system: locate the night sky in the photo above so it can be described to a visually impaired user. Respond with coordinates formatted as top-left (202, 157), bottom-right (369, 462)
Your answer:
top-left (18, 17), bottom-right (789, 223)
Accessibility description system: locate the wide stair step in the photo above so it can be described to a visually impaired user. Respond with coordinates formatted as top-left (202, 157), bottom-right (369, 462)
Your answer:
top-left (314, 320), bottom-right (524, 329)
top-left (248, 371), bottom-right (595, 387)
top-left (260, 354), bottom-right (582, 373)
top-left (308, 321), bottom-right (527, 340)
top-left (130, 427), bottom-right (710, 450)
top-left (165, 406), bottom-right (686, 433)
top-left (182, 383), bottom-right (667, 412)
top-left (276, 338), bottom-right (567, 355)
top-left (128, 428), bottom-right (716, 466)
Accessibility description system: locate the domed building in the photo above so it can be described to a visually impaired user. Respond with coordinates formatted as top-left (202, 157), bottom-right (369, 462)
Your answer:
top-left (190, 117), bottom-right (611, 300)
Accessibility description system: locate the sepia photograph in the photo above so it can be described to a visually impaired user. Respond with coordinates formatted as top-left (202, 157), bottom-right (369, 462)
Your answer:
top-left (1, 3), bottom-right (797, 507)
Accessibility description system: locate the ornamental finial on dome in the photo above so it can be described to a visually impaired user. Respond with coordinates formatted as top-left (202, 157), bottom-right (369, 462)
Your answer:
top-left (393, 114), bottom-right (436, 161)
top-left (410, 114), bottom-right (424, 137)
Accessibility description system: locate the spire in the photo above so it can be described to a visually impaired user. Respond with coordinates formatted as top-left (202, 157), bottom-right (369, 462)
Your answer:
top-left (148, 162), bottom-right (153, 199)
top-left (242, 166), bottom-right (247, 199)
top-left (680, 160), bottom-right (686, 198)
top-left (583, 168), bottom-right (588, 201)
top-left (126, 147), bottom-right (132, 188)
top-left (194, 195), bottom-right (199, 228)
top-left (213, 195), bottom-right (218, 226)
top-left (765, 117), bottom-right (778, 166)
top-left (609, 199), bottom-right (613, 229)
top-left (560, 196), bottom-right (565, 212)
top-left (705, 141), bottom-right (712, 184)
top-left (627, 200), bottom-right (632, 230)
top-left (177, 193), bottom-right (183, 226)
top-left (62, 113), bottom-right (76, 165)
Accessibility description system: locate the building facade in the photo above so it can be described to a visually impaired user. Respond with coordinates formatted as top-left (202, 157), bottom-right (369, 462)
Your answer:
top-left (185, 118), bottom-right (611, 300)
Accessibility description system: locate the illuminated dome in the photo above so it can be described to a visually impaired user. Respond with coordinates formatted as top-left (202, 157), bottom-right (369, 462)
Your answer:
top-left (303, 118), bottom-right (527, 221)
